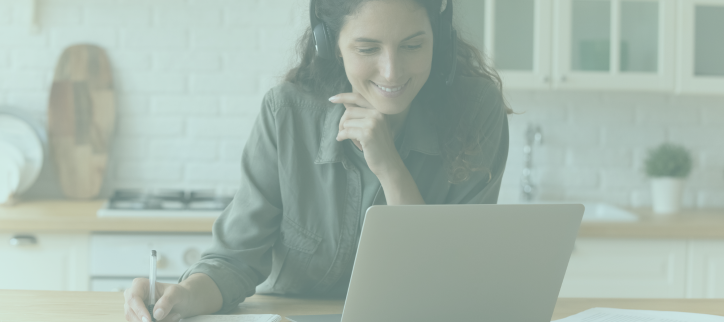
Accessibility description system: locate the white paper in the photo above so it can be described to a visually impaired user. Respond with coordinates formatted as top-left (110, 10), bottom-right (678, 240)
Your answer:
top-left (553, 307), bottom-right (724, 322)
top-left (180, 314), bottom-right (282, 322)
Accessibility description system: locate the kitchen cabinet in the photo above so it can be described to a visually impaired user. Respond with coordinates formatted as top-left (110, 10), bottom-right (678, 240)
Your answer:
top-left (0, 233), bottom-right (89, 291)
top-left (458, 0), bottom-right (553, 89)
top-left (676, 0), bottom-right (724, 94)
top-left (552, 0), bottom-right (676, 91)
top-left (559, 238), bottom-right (688, 298)
top-left (686, 240), bottom-right (724, 298)
top-left (458, 0), bottom-right (712, 93)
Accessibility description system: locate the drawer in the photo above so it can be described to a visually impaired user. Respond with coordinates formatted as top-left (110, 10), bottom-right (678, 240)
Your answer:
top-left (559, 238), bottom-right (687, 298)
top-left (0, 233), bottom-right (89, 291)
top-left (91, 277), bottom-right (179, 292)
top-left (90, 233), bottom-right (212, 277)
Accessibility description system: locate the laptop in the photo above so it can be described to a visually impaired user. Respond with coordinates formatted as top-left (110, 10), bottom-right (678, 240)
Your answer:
top-left (288, 204), bottom-right (584, 322)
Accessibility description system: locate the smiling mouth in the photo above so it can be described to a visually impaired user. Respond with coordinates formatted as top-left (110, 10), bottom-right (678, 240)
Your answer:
top-left (371, 80), bottom-right (408, 93)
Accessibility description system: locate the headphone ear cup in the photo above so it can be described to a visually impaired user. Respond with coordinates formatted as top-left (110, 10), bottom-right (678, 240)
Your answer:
top-left (313, 23), bottom-right (334, 59)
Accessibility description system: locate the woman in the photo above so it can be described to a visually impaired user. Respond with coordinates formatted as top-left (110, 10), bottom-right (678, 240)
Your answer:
top-left (123, 0), bottom-right (510, 321)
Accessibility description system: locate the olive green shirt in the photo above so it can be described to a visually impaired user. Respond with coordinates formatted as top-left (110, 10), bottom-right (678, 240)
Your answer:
top-left (180, 76), bottom-right (509, 313)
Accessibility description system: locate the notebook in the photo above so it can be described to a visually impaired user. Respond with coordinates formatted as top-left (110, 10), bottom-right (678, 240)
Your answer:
top-left (554, 308), bottom-right (724, 322)
top-left (180, 314), bottom-right (281, 322)
top-left (286, 315), bottom-right (341, 322)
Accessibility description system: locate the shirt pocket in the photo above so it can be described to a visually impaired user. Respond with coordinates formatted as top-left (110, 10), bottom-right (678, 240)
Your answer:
top-left (270, 217), bottom-right (323, 294)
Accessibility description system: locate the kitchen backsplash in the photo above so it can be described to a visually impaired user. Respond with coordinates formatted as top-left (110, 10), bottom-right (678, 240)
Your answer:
top-left (0, 0), bottom-right (722, 208)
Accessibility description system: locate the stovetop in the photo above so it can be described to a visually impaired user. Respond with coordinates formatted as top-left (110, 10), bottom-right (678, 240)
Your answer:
top-left (97, 189), bottom-right (234, 217)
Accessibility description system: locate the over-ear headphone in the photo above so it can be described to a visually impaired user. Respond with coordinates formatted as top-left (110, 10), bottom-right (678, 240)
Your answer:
top-left (310, 0), bottom-right (458, 86)
top-left (310, 0), bottom-right (335, 60)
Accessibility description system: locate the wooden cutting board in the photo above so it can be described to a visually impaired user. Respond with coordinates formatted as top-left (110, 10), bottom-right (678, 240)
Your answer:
top-left (48, 44), bottom-right (115, 199)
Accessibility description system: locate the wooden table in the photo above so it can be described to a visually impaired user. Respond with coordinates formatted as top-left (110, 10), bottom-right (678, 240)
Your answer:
top-left (1, 290), bottom-right (723, 322)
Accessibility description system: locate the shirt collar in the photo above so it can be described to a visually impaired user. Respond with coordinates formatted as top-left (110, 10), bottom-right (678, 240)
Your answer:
top-left (315, 101), bottom-right (440, 164)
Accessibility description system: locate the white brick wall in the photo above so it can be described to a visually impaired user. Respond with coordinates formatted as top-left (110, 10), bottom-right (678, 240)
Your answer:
top-left (0, 0), bottom-right (722, 209)
top-left (501, 91), bottom-right (724, 208)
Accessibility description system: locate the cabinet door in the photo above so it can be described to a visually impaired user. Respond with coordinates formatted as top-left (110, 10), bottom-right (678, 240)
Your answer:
top-left (677, 0), bottom-right (724, 94)
top-left (559, 238), bottom-right (687, 298)
top-left (456, 0), bottom-right (553, 89)
top-left (0, 233), bottom-right (89, 291)
top-left (553, 0), bottom-right (675, 91)
top-left (687, 240), bottom-right (724, 298)
top-left (90, 233), bottom-right (212, 278)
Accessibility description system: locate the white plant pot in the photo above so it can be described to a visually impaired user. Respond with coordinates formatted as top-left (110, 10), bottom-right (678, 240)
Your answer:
top-left (650, 177), bottom-right (685, 215)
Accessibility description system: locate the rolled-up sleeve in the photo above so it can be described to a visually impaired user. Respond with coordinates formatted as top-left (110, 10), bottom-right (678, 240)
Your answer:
top-left (444, 83), bottom-right (509, 205)
top-left (179, 90), bottom-right (283, 313)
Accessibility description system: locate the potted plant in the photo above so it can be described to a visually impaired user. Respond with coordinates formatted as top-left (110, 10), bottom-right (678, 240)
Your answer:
top-left (644, 143), bottom-right (693, 215)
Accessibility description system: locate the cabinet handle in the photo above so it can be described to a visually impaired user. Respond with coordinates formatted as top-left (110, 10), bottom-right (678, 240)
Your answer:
top-left (183, 248), bottom-right (201, 266)
top-left (9, 235), bottom-right (37, 246)
top-left (156, 255), bottom-right (168, 269)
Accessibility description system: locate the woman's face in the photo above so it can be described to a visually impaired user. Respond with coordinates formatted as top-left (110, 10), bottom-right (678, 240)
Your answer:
top-left (337, 0), bottom-right (434, 115)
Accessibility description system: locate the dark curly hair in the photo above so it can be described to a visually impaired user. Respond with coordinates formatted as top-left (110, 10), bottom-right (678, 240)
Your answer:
top-left (285, 0), bottom-right (511, 184)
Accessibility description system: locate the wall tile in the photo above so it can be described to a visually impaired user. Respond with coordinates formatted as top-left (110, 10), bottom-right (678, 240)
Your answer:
top-left (220, 140), bottom-right (245, 162)
top-left (566, 148), bottom-right (633, 168)
top-left (185, 162), bottom-right (240, 183)
top-left (84, 4), bottom-right (152, 27)
top-left (187, 117), bottom-right (254, 138)
top-left (110, 51), bottom-right (153, 71)
top-left (636, 105), bottom-right (701, 126)
top-left (601, 125), bottom-right (665, 147)
top-left (220, 96), bottom-right (264, 116)
top-left (151, 96), bottom-right (219, 115)
top-left (121, 29), bottom-right (187, 49)
top-left (189, 74), bottom-right (256, 95)
top-left (39, 5), bottom-right (83, 26)
top-left (116, 162), bottom-right (183, 181)
top-left (701, 106), bottom-right (724, 126)
top-left (224, 2), bottom-right (294, 26)
top-left (116, 94), bottom-right (150, 116)
top-left (668, 127), bottom-right (724, 148)
top-left (0, 71), bottom-right (46, 91)
top-left (153, 6), bottom-right (222, 27)
top-left (189, 28), bottom-right (256, 49)
top-left (153, 52), bottom-right (221, 72)
top-left (116, 116), bottom-right (184, 137)
top-left (544, 124), bottom-right (600, 147)
top-left (149, 139), bottom-right (219, 161)
top-left (0, 27), bottom-right (48, 48)
top-left (113, 138), bottom-right (150, 161)
top-left (116, 72), bottom-right (187, 93)
top-left (50, 28), bottom-right (118, 49)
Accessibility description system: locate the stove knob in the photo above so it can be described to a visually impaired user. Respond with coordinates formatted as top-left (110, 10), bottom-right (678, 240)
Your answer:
top-left (156, 255), bottom-right (168, 269)
top-left (183, 248), bottom-right (201, 266)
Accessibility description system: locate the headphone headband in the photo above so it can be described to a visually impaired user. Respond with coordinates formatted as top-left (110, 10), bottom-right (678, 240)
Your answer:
top-left (310, 0), bottom-right (320, 29)
top-left (441, 0), bottom-right (453, 21)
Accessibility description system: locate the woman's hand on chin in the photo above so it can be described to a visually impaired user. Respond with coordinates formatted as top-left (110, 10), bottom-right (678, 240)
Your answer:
top-left (331, 92), bottom-right (404, 178)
